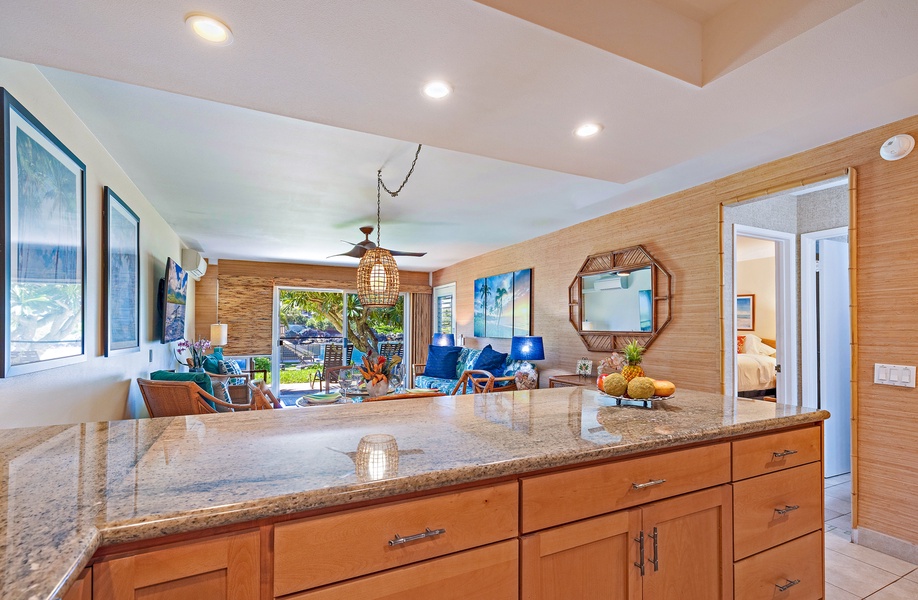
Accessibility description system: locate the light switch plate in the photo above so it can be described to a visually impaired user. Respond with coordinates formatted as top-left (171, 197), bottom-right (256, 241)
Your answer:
top-left (874, 364), bottom-right (917, 387)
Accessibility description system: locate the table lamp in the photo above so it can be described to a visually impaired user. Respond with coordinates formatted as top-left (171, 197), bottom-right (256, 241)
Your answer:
top-left (510, 336), bottom-right (544, 390)
top-left (210, 323), bottom-right (228, 355)
top-left (432, 333), bottom-right (456, 347)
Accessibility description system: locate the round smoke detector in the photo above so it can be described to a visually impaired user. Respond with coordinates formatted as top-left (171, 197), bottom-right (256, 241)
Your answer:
top-left (880, 134), bottom-right (915, 161)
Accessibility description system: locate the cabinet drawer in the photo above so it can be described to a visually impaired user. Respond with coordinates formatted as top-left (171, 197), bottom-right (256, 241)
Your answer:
top-left (734, 462), bottom-right (823, 559)
top-left (734, 531), bottom-right (823, 600)
top-left (274, 482), bottom-right (518, 596)
top-left (284, 540), bottom-right (518, 600)
top-left (732, 426), bottom-right (821, 481)
top-left (521, 443), bottom-right (730, 532)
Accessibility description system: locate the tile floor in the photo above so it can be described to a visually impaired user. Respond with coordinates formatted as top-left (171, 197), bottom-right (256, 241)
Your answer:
top-left (824, 473), bottom-right (918, 599)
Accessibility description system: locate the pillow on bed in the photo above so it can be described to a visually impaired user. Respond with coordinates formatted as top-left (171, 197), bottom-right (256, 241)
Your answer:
top-left (759, 342), bottom-right (777, 356)
top-left (742, 333), bottom-right (777, 356)
top-left (736, 336), bottom-right (746, 354)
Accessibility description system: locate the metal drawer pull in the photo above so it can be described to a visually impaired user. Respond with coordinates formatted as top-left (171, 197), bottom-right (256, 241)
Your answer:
top-left (647, 527), bottom-right (660, 572)
top-left (634, 531), bottom-right (645, 575)
top-left (772, 449), bottom-right (798, 458)
top-left (632, 478), bottom-right (667, 490)
top-left (775, 578), bottom-right (801, 592)
top-left (774, 504), bottom-right (800, 515)
top-left (388, 527), bottom-right (446, 546)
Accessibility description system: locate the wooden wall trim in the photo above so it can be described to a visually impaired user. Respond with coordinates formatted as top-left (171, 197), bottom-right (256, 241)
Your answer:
top-left (218, 260), bottom-right (431, 294)
top-left (410, 293), bottom-right (432, 368)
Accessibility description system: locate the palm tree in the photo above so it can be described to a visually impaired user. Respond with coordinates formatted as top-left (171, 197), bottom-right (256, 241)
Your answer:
top-left (493, 287), bottom-right (508, 330)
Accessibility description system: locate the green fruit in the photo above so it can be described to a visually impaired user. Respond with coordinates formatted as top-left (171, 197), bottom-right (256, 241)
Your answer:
top-left (627, 377), bottom-right (656, 399)
top-left (602, 373), bottom-right (628, 396)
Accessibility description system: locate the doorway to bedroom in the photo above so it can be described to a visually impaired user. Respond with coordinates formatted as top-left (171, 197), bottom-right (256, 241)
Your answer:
top-left (723, 174), bottom-right (852, 482)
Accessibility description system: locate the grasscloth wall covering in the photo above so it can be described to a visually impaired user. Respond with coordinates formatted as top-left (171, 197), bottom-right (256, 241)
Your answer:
top-left (203, 260), bottom-right (431, 356)
top-left (410, 293), bottom-right (432, 368)
top-left (433, 114), bottom-right (918, 552)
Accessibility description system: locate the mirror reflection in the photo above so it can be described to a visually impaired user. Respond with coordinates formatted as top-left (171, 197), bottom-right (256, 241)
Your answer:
top-left (581, 266), bottom-right (653, 332)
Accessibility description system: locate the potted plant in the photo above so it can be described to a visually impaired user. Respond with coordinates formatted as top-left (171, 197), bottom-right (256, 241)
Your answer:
top-left (176, 337), bottom-right (211, 372)
top-left (357, 353), bottom-right (402, 397)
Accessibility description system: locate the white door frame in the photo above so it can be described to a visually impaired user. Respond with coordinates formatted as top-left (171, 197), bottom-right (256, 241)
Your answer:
top-left (800, 226), bottom-right (849, 406)
top-left (733, 225), bottom-right (798, 405)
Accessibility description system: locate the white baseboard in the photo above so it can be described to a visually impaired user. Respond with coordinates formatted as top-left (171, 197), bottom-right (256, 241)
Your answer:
top-left (856, 527), bottom-right (918, 563)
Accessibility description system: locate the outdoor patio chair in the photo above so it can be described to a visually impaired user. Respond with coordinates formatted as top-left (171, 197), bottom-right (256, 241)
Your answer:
top-left (379, 342), bottom-right (403, 358)
top-left (310, 343), bottom-right (344, 389)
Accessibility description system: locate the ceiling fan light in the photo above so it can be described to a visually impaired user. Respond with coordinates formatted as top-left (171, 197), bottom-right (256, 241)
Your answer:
top-left (358, 248), bottom-right (400, 308)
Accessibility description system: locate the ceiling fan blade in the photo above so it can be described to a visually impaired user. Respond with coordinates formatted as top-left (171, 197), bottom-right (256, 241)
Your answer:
top-left (327, 245), bottom-right (367, 259)
top-left (388, 249), bottom-right (428, 257)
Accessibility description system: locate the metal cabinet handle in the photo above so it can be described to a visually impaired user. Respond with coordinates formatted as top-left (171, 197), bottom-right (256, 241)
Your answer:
top-left (775, 579), bottom-right (801, 592)
top-left (632, 478), bottom-right (667, 490)
top-left (772, 449), bottom-right (798, 458)
top-left (774, 504), bottom-right (800, 515)
top-left (388, 527), bottom-right (446, 546)
top-left (647, 527), bottom-right (660, 572)
top-left (634, 531), bottom-right (645, 576)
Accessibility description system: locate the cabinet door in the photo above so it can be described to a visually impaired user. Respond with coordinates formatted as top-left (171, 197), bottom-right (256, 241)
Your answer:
top-left (63, 568), bottom-right (91, 600)
top-left (641, 486), bottom-right (733, 600)
top-left (93, 530), bottom-right (259, 600)
top-left (521, 508), bottom-right (642, 600)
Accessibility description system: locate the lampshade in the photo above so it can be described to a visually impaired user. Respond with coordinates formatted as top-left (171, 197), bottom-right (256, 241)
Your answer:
top-left (210, 323), bottom-right (228, 347)
top-left (357, 248), bottom-right (400, 308)
top-left (510, 336), bottom-right (545, 361)
top-left (432, 333), bottom-right (455, 347)
top-left (355, 434), bottom-right (399, 481)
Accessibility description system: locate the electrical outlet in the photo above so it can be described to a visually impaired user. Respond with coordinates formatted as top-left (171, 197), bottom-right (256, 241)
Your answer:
top-left (874, 364), bottom-right (916, 387)
top-left (149, 349), bottom-right (153, 363)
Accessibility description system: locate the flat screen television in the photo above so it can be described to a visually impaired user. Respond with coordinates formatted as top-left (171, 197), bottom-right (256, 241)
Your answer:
top-left (160, 257), bottom-right (188, 343)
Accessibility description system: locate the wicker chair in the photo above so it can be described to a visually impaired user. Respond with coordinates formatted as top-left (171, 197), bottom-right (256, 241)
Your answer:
top-left (451, 370), bottom-right (497, 395)
top-left (137, 379), bottom-right (271, 418)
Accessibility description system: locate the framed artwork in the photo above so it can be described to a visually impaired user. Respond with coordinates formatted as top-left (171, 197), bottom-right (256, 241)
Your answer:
top-left (1, 89), bottom-right (86, 377)
top-left (736, 294), bottom-right (755, 331)
top-left (576, 358), bottom-right (593, 377)
top-left (473, 268), bottom-right (532, 338)
top-left (103, 187), bottom-right (140, 356)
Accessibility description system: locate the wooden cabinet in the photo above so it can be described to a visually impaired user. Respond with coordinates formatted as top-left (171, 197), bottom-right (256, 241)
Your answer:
top-left (734, 531), bottom-right (823, 600)
top-left (92, 530), bottom-right (259, 600)
top-left (522, 486), bottom-right (732, 600)
top-left (63, 568), bottom-right (91, 600)
top-left (274, 482), bottom-right (518, 597)
top-left (285, 541), bottom-right (518, 600)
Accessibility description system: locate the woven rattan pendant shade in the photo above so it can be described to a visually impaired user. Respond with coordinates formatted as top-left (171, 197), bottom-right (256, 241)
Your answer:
top-left (358, 247), bottom-right (400, 308)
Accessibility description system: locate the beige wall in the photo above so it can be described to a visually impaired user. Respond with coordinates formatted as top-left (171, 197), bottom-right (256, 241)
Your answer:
top-left (0, 58), bottom-right (187, 427)
top-left (736, 257), bottom-right (776, 341)
top-left (434, 113), bottom-right (918, 549)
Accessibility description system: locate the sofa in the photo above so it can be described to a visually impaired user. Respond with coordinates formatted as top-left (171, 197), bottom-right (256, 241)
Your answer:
top-left (413, 346), bottom-right (535, 394)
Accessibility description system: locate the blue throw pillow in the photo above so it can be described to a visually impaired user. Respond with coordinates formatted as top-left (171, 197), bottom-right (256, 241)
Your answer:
top-left (472, 344), bottom-right (508, 375)
top-left (423, 345), bottom-right (462, 379)
top-left (202, 355), bottom-right (221, 374)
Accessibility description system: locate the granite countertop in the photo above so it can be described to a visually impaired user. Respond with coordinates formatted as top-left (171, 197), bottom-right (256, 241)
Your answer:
top-left (0, 387), bottom-right (828, 600)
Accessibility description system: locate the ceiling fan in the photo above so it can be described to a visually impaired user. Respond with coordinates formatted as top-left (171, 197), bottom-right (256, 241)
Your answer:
top-left (328, 225), bottom-right (427, 259)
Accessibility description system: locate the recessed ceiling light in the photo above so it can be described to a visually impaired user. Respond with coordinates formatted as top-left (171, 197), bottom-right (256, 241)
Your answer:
top-left (574, 123), bottom-right (603, 138)
top-left (185, 14), bottom-right (234, 45)
top-left (423, 81), bottom-right (452, 99)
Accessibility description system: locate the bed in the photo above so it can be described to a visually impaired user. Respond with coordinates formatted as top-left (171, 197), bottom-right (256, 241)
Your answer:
top-left (737, 334), bottom-right (777, 395)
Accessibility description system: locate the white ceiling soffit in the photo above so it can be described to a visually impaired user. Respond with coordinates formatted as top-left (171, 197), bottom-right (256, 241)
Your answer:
top-left (2, 0), bottom-right (918, 187)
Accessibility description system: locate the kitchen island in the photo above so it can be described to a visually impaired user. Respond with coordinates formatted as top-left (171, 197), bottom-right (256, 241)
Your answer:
top-left (0, 387), bottom-right (828, 600)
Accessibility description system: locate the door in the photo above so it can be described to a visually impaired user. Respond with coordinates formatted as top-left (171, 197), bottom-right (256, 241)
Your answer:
top-left (521, 509), bottom-right (642, 600)
top-left (818, 236), bottom-right (852, 477)
top-left (641, 486), bottom-right (733, 600)
top-left (93, 530), bottom-right (259, 599)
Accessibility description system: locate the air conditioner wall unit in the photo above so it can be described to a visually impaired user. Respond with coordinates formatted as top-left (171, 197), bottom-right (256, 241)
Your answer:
top-left (594, 276), bottom-right (626, 290)
top-left (181, 248), bottom-right (207, 280)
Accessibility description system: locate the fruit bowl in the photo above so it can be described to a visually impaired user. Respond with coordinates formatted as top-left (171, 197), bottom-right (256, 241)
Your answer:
top-left (597, 391), bottom-right (675, 408)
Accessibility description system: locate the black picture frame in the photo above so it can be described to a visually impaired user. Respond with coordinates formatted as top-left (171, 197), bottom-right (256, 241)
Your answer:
top-left (1, 88), bottom-right (87, 377)
top-left (103, 186), bottom-right (140, 356)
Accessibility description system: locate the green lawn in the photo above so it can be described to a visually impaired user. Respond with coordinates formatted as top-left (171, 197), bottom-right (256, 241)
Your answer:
top-left (259, 364), bottom-right (321, 385)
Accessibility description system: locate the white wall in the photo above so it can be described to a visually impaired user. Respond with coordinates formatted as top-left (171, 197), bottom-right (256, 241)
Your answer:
top-left (0, 58), bottom-right (189, 427)
top-left (736, 257), bottom-right (776, 340)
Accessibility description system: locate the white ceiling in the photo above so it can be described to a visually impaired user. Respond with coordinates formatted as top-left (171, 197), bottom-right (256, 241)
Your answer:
top-left (736, 237), bottom-right (777, 262)
top-left (2, 0), bottom-right (918, 270)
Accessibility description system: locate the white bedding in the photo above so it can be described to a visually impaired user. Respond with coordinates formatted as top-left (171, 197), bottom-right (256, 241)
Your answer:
top-left (737, 353), bottom-right (777, 392)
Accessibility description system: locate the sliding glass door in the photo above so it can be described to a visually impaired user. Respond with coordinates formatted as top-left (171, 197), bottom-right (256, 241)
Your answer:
top-left (271, 288), bottom-right (406, 405)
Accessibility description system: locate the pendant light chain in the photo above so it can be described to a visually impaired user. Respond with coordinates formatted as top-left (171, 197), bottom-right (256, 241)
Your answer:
top-left (375, 144), bottom-right (422, 248)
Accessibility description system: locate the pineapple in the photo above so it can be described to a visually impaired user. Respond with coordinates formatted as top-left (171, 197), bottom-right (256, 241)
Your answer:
top-left (621, 340), bottom-right (645, 382)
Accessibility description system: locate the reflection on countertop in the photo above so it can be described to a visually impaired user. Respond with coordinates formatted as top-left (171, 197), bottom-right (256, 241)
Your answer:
top-left (0, 387), bottom-right (828, 600)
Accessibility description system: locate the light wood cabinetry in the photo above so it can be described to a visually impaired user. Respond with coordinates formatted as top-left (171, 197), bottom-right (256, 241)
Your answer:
top-left (734, 531), bottom-right (824, 599)
top-left (274, 482), bottom-right (518, 597)
top-left (285, 540), bottom-right (518, 600)
top-left (732, 425), bottom-right (821, 480)
top-left (521, 443), bottom-right (730, 532)
top-left (522, 486), bottom-right (732, 600)
top-left (63, 568), bottom-right (91, 600)
top-left (92, 530), bottom-right (260, 600)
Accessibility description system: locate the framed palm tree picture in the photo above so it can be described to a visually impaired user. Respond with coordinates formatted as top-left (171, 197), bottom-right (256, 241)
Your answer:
top-left (1, 89), bottom-right (86, 377)
top-left (103, 187), bottom-right (140, 356)
top-left (472, 268), bottom-right (532, 338)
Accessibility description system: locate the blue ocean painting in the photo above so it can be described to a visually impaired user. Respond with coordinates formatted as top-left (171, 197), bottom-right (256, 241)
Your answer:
top-left (473, 277), bottom-right (488, 337)
top-left (512, 269), bottom-right (531, 336)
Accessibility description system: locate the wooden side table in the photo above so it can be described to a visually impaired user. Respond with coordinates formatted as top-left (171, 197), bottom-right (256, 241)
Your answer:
top-left (548, 374), bottom-right (597, 388)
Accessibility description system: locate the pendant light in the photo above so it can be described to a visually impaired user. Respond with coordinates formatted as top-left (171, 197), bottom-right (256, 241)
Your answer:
top-left (357, 145), bottom-right (422, 308)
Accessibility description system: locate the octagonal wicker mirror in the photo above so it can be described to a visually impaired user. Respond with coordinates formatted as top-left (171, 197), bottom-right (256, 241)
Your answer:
top-left (568, 245), bottom-right (673, 352)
